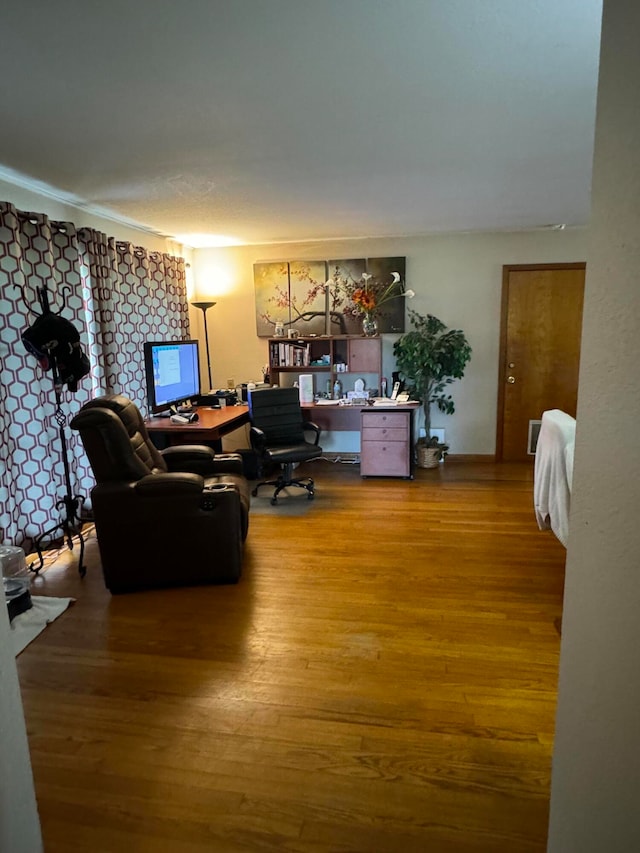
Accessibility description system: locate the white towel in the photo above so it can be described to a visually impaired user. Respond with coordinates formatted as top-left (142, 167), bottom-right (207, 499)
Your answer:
top-left (533, 409), bottom-right (576, 547)
top-left (10, 595), bottom-right (75, 656)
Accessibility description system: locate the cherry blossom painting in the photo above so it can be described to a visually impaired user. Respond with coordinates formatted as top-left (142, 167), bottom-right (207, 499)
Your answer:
top-left (254, 260), bottom-right (327, 336)
top-left (253, 261), bottom-right (291, 337)
top-left (327, 257), bottom-right (407, 334)
top-left (254, 257), bottom-right (407, 336)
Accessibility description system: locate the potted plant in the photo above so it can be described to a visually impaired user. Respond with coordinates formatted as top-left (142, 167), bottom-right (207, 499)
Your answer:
top-left (393, 310), bottom-right (472, 466)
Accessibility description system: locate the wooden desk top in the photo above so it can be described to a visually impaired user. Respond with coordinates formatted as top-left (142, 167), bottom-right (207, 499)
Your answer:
top-left (301, 401), bottom-right (419, 430)
top-left (145, 405), bottom-right (249, 438)
top-left (302, 401), bottom-right (420, 411)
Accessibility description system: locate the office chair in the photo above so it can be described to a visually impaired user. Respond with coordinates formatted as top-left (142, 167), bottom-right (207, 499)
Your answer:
top-left (248, 387), bottom-right (322, 505)
top-left (70, 395), bottom-right (250, 592)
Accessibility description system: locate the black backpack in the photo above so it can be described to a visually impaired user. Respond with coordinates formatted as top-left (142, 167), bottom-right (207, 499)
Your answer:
top-left (22, 313), bottom-right (91, 392)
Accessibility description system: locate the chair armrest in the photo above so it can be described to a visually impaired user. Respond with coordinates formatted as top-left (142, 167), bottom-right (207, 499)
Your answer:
top-left (303, 421), bottom-right (322, 446)
top-left (250, 426), bottom-right (267, 452)
top-left (161, 445), bottom-right (244, 476)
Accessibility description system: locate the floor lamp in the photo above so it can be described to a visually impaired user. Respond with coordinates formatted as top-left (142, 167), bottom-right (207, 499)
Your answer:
top-left (191, 301), bottom-right (216, 391)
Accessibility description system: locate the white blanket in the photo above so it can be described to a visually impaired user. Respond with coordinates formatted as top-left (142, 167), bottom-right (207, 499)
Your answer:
top-left (9, 595), bottom-right (75, 656)
top-left (533, 409), bottom-right (576, 547)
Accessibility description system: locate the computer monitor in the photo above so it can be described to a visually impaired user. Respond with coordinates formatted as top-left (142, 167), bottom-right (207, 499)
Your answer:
top-left (143, 339), bottom-right (201, 414)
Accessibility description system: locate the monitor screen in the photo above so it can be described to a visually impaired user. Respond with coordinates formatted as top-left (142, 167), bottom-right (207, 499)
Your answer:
top-left (143, 339), bottom-right (201, 413)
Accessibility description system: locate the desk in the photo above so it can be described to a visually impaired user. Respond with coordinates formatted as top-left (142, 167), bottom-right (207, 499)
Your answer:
top-left (301, 402), bottom-right (419, 431)
top-left (146, 405), bottom-right (250, 450)
top-left (302, 402), bottom-right (419, 478)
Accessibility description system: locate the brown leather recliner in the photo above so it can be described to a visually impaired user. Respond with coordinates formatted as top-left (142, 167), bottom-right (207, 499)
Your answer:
top-left (70, 395), bottom-right (250, 593)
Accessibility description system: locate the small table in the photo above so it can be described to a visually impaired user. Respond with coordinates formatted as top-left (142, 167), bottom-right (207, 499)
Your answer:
top-left (145, 405), bottom-right (250, 450)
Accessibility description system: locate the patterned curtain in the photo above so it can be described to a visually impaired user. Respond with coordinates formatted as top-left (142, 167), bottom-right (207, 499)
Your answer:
top-left (0, 204), bottom-right (188, 550)
top-left (77, 233), bottom-right (189, 411)
top-left (75, 227), bottom-right (118, 398)
top-left (0, 204), bottom-right (94, 549)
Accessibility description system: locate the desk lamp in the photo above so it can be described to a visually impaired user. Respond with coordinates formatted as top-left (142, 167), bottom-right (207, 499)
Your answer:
top-left (191, 301), bottom-right (216, 391)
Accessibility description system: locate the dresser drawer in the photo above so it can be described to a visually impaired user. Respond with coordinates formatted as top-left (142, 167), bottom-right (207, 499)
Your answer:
top-left (361, 411), bottom-right (408, 430)
top-left (361, 427), bottom-right (407, 443)
top-left (360, 408), bottom-right (413, 478)
top-left (360, 440), bottom-right (410, 477)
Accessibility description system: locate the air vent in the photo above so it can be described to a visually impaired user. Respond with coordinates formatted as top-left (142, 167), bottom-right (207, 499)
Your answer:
top-left (528, 420), bottom-right (542, 454)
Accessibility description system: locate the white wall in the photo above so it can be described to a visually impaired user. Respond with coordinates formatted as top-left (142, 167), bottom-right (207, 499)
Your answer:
top-left (548, 1), bottom-right (640, 850)
top-left (193, 229), bottom-right (587, 454)
top-left (0, 603), bottom-right (43, 852)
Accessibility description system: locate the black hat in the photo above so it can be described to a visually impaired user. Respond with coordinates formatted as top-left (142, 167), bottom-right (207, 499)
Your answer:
top-left (22, 313), bottom-right (91, 393)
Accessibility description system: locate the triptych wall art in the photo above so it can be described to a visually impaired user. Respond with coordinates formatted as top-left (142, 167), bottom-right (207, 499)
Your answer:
top-left (253, 256), bottom-right (407, 337)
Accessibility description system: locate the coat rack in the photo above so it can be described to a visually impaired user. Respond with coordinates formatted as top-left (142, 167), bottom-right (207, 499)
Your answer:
top-left (14, 281), bottom-right (88, 577)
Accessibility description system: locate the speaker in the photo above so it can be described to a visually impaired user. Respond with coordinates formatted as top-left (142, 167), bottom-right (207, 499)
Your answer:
top-left (298, 374), bottom-right (314, 405)
top-left (197, 391), bottom-right (238, 407)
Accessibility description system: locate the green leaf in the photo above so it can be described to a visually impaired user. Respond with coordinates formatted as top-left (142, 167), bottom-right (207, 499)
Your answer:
top-left (393, 310), bottom-right (471, 432)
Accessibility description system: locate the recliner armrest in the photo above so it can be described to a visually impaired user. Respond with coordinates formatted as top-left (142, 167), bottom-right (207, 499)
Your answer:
top-left (208, 453), bottom-right (244, 476)
top-left (90, 473), bottom-right (206, 512)
top-left (134, 472), bottom-right (204, 497)
top-left (161, 446), bottom-right (244, 476)
top-left (161, 445), bottom-right (215, 470)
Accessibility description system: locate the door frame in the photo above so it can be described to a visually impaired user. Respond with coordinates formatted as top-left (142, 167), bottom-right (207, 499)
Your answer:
top-left (495, 262), bottom-right (586, 461)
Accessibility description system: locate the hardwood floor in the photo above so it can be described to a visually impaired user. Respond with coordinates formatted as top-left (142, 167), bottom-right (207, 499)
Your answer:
top-left (16, 460), bottom-right (566, 852)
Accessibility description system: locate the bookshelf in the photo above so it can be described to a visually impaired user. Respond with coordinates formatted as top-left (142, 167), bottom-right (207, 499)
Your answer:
top-left (267, 335), bottom-right (416, 477)
top-left (267, 336), bottom-right (382, 399)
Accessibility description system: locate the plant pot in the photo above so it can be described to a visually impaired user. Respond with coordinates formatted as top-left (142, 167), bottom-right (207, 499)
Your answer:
top-left (416, 445), bottom-right (442, 468)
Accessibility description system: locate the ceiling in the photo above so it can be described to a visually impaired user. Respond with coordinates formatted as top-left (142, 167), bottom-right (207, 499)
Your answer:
top-left (1, 0), bottom-right (602, 247)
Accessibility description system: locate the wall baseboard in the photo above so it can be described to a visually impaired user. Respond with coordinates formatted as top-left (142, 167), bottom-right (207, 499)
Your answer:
top-left (314, 452), bottom-right (498, 465)
top-left (315, 452), bottom-right (360, 464)
top-left (445, 454), bottom-right (497, 462)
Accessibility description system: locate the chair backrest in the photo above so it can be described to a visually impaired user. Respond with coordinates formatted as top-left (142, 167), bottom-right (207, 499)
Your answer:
top-left (70, 394), bottom-right (168, 483)
top-left (248, 387), bottom-right (306, 446)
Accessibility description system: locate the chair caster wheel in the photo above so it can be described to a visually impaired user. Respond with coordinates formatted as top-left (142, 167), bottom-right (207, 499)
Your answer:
top-left (307, 492), bottom-right (314, 500)
top-left (270, 498), bottom-right (278, 506)
top-left (251, 487), bottom-right (258, 497)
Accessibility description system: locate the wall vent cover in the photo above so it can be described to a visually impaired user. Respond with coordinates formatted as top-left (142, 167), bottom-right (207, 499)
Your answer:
top-left (528, 419), bottom-right (542, 454)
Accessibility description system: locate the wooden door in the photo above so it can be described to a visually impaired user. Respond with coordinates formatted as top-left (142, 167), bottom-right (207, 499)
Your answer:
top-left (497, 264), bottom-right (585, 462)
